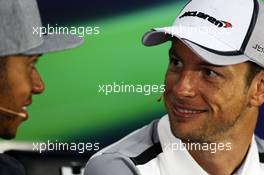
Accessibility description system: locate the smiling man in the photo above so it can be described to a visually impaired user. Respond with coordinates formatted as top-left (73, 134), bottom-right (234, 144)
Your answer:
top-left (85, 0), bottom-right (264, 175)
top-left (0, 55), bottom-right (43, 139)
top-left (0, 0), bottom-right (82, 139)
top-left (0, 0), bottom-right (83, 174)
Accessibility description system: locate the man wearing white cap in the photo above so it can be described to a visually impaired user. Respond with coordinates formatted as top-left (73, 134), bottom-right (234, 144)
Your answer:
top-left (85, 0), bottom-right (264, 174)
top-left (0, 0), bottom-right (83, 174)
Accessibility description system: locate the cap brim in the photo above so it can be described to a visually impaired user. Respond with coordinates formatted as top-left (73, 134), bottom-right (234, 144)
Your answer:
top-left (23, 33), bottom-right (83, 55)
top-left (143, 26), bottom-right (238, 51)
top-left (183, 40), bottom-right (250, 66)
top-left (142, 29), bottom-right (250, 66)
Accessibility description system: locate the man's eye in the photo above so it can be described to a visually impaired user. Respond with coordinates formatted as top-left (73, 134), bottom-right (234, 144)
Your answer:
top-left (204, 69), bottom-right (218, 78)
top-left (169, 58), bottom-right (183, 68)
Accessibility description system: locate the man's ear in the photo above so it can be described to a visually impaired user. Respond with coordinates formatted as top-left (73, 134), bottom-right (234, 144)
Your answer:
top-left (250, 71), bottom-right (264, 107)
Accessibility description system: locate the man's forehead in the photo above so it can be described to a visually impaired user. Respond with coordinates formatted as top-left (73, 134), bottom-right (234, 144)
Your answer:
top-left (169, 39), bottom-right (219, 67)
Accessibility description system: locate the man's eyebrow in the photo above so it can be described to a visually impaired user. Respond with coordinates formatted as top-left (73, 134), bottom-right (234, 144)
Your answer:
top-left (198, 61), bottom-right (224, 68)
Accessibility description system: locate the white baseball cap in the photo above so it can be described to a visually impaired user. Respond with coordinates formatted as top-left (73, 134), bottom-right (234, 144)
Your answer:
top-left (142, 0), bottom-right (264, 67)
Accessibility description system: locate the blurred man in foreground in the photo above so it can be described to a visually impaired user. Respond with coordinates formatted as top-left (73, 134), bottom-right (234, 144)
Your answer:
top-left (0, 0), bottom-right (83, 174)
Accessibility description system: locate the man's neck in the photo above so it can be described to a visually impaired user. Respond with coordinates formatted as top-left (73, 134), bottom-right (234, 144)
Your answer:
top-left (186, 139), bottom-right (251, 175)
top-left (184, 113), bottom-right (256, 175)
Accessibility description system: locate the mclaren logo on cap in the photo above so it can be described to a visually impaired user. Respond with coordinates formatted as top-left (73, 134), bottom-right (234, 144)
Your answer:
top-left (179, 11), bottom-right (232, 28)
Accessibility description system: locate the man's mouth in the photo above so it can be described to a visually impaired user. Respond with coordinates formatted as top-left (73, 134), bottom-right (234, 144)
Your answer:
top-left (23, 99), bottom-right (32, 110)
top-left (17, 106), bottom-right (28, 119)
top-left (0, 106), bottom-right (28, 120)
top-left (171, 103), bottom-right (208, 120)
top-left (19, 101), bottom-right (32, 119)
top-left (174, 105), bottom-right (206, 115)
top-left (21, 106), bottom-right (27, 113)
top-left (167, 95), bottom-right (208, 120)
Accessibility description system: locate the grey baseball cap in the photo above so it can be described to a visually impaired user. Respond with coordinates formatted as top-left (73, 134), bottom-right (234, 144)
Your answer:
top-left (0, 0), bottom-right (83, 57)
top-left (142, 0), bottom-right (264, 68)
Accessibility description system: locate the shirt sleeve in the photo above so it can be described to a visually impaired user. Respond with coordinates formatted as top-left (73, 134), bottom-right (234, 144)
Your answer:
top-left (84, 153), bottom-right (140, 175)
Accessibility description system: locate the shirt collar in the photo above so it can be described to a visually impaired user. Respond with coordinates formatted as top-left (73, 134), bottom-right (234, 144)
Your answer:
top-left (157, 115), bottom-right (262, 175)
top-left (233, 135), bottom-right (261, 175)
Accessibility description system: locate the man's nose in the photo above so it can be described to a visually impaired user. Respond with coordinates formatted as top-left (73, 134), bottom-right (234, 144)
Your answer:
top-left (32, 69), bottom-right (45, 94)
top-left (173, 70), bottom-right (196, 98)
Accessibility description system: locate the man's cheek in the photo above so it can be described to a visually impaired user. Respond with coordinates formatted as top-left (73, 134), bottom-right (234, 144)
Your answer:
top-left (217, 83), bottom-right (236, 103)
top-left (201, 81), bottom-right (233, 104)
top-left (164, 74), bottom-right (177, 92)
top-left (16, 86), bottom-right (32, 102)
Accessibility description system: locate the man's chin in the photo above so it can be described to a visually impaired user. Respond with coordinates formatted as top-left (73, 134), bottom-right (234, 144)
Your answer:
top-left (169, 122), bottom-right (208, 143)
top-left (0, 133), bottom-right (16, 140)
top-left (170, 127), bottom-right (191, 141)
top-left (0, 125), bottom-right (18, 140)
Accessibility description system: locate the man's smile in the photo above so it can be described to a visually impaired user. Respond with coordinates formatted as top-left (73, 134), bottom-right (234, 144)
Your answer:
top-left (167, 96), bottom-right (208, 120)
top-left (18, 99), bottom-right (32, 120)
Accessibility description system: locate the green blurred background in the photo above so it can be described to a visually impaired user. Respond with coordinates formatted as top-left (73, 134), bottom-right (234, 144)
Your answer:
top-left (14, 1), bottom-right (185, 145)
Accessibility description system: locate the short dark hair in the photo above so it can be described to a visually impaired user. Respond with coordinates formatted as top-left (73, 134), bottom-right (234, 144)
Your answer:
top-left (246, 61), bottom-right (263, 86)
